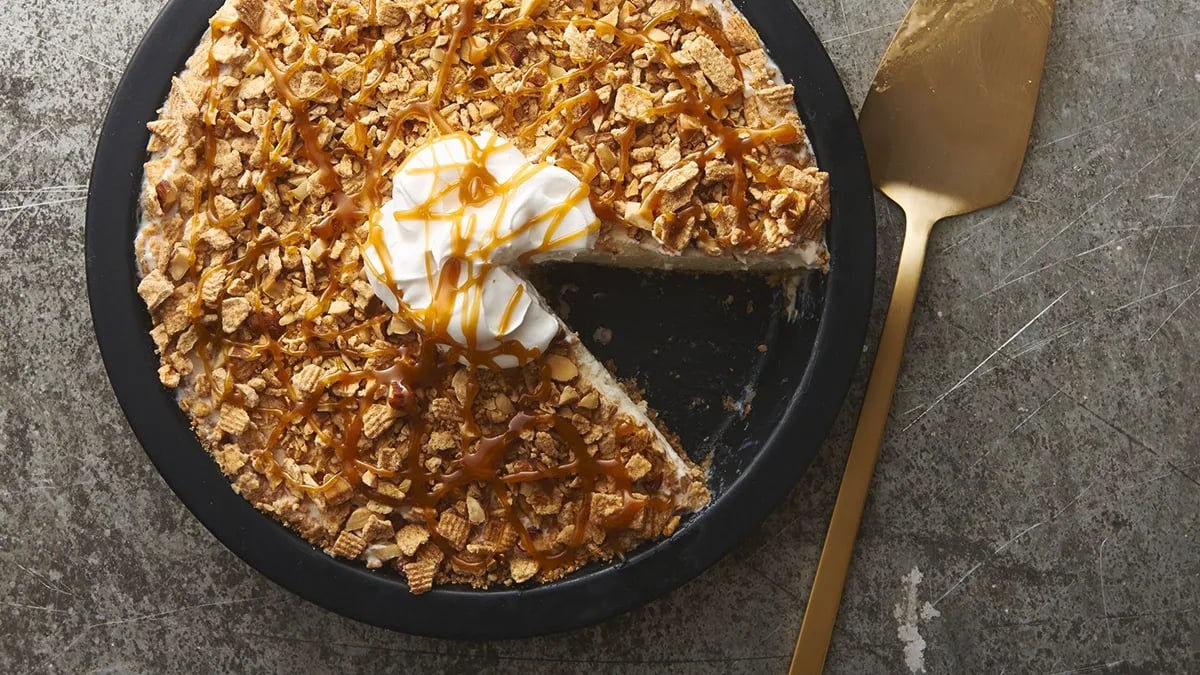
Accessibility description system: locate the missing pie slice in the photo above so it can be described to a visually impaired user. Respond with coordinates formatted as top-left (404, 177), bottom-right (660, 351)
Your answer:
top-left (134, 0), bottom-right (830, 593)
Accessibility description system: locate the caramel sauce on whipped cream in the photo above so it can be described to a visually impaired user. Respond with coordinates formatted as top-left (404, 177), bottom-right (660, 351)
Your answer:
top-left (362, 131), bottom-right (598, 369)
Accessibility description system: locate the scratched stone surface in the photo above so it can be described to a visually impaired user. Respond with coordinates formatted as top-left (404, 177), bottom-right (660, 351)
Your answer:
top-left (2, 0), bottom-right (1199, 672)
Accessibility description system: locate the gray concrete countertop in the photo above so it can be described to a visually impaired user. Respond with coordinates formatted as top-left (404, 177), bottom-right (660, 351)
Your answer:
top-left (3, 1), bottom-right (1198, 672)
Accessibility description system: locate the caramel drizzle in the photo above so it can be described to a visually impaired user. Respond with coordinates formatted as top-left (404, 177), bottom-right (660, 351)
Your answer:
top-left (180, 0), bottom-right (788, 578)
top-left (362, 130), bottom-right (597, 361)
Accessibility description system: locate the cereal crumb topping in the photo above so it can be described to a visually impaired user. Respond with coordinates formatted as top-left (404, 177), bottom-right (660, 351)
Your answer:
top-left (132, 0), bottom-right (832, 593)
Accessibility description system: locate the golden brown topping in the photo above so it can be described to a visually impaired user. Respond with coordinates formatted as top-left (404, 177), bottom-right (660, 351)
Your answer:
top-left (578, 391), bottom-right (599, 409)
top-left (201, 227), bottom-right (235, 252)
top-left (324, 477), bottom-right (355, 505)
top-left (362, 514), bottom-right (396, 542)
top-left (217, 404), bottom-right (251, 436)
top-left (132, 0), bottom-right (836, 593)
top-left (346, 506), bottom-right (373, 531)
top-left (519, 0), bottom-right (549, 19)
top-left (436, 510), bottom-right (471, 551)
top-left (684, 35), bottom-right (741, 95)
top-left (651, 161), bottom-right (701, 212)
top-left (625, 454), bottom-right (652, 481)
top-left (220, 297), bottom-right (252, 333)
top-left (361, 404), bottom-right (397, 440)
top-left (509, 557), bottom-right (539, 583)
top-left (545, 354), bottom-right (579, 382)
top-left (200, 268), bottom-right (228, 306)
top-left (232, 0), bottom-right (264, 32)
top-left (158, 365), bottom-right (181, 388)
top-left (614, 84), bottom-right (655, 120)
top-left (137, 270), bottom-right (175, 310)
top-left (331, 530), bottom-right (368, 558)
top-left (402, 558), bottom-right (437, 594)
top-left (396, 524), bottom-right (430, 556)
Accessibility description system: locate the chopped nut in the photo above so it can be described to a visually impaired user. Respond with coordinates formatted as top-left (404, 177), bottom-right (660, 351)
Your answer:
top-left (466, 495), bottom-right (486, 524)
top-left (451, 369), bottom-right (471, 405)
top-left (663, 514), bottom-right (681, 536)
top-left (545, 354), bottom-right (579, 382)
top-left (494, 393), bottom-right (515, 416)
top-left (656, 141), bottom-right (681, 171)
top-left (461, 35), bottom-right (489, 65)
top-left (624, 201), bottom-right (653, 230)
top-left (519, 0), bottom-right (548, 18)
top-left (375, 480), bottom-right (408, 501)
top-left (167, 247), bottom-right (191, 281)
top-left (346, 507), bottom-right (373, 531)
top-left (367, 543), bottom-right (402, 564)
top-left (596, 143), bottom-right (619, 172)
top-left (477, 100), bottom-right (501, 120)
top-left (324, 476), bottom-right (355, 506)
top-left (558, 386), bottom-right (580, 406)
top-left (386, 314), bottom-right (412, 335)
top-left (155, 179), bottom-right (179, 210)
top-left (328, 298), bottom-right (352, 315)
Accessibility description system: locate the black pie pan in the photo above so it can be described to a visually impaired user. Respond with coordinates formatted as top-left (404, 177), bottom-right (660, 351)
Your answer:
top-left (86, 0), bottom-right (875, 639)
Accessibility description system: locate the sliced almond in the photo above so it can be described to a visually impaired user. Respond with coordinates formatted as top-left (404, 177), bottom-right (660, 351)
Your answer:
top-left (346, 507), bottom-right (373, 531)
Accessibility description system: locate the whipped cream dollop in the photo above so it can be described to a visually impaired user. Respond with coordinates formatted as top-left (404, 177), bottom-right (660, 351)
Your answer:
top-left (362, 132), bottom-right (599, 369)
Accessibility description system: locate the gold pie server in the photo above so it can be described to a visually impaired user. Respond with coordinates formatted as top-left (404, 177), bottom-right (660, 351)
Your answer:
top-left (789, 2), bottom-right (1056, 672)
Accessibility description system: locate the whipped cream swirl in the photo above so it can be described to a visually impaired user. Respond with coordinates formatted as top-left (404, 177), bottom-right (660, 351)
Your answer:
top-left (363, 132), bottom-right (599, 369)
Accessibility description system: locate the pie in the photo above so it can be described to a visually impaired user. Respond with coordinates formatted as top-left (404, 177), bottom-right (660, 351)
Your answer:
top-left (134, 0), bottom-right (830, 593)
